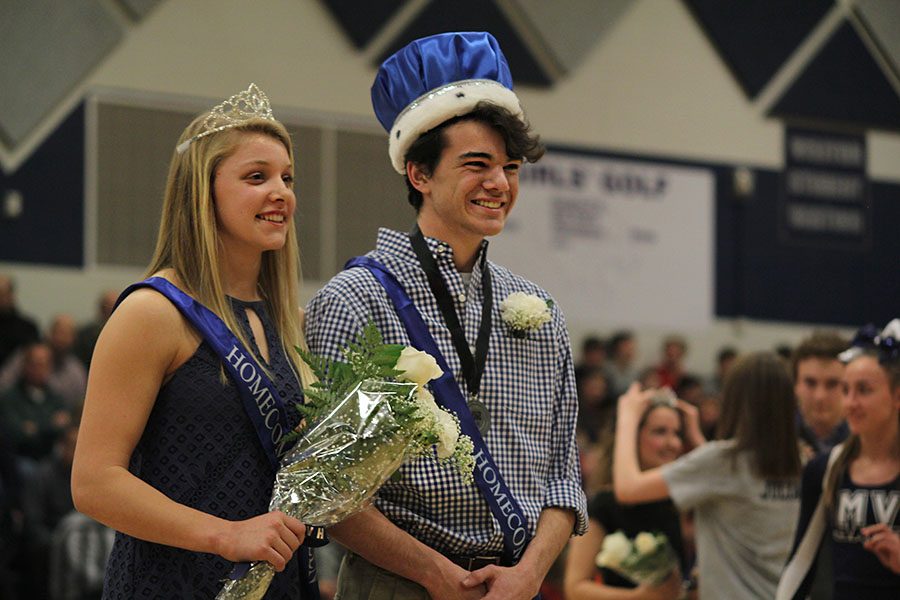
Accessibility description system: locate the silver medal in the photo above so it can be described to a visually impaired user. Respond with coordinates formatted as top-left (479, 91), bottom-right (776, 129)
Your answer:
top-left (468, 396), bottom-right (491, 436)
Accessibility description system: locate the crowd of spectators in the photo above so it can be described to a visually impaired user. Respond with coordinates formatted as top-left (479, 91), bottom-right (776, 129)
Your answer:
top-left (0, 275), bottom-right (115, 600)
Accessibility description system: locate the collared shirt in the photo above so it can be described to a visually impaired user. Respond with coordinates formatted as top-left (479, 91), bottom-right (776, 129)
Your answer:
top-left (796, 412), bottom-right (850, 456)
top-left (306, 228), bottom-right (587, 557)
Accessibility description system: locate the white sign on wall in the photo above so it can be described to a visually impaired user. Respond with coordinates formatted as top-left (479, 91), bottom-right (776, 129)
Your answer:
top-left (490, 151), bottom-right (715, 329)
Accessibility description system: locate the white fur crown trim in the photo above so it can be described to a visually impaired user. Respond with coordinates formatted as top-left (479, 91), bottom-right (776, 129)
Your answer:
top-left (388, 79), bottom-right (524, 174)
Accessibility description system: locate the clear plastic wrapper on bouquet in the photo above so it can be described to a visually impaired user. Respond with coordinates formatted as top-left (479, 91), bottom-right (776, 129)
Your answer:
top-left (596, 530), bottom-right (679, 587)
top-left (217, 324), bottom-right (474, 600)
top-left (274, 380), bottom-right (422, 523)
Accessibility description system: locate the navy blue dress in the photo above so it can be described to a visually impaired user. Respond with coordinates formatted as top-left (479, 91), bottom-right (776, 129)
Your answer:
top-left (789, 451), bottom-right (900, 600)
top-left (103, 297), bottom-right (305, 599)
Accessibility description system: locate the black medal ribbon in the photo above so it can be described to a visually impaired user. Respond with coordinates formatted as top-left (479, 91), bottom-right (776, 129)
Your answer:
top-left (409, 224), bottom-right (492, 433)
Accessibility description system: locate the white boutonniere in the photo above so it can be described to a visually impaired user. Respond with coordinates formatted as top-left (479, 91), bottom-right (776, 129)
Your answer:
top-left (499, 292), bottom-right (553, 338)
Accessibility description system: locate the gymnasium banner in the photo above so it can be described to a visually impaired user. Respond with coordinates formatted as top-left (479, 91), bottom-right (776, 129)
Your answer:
top-left (779, 126), bottom-right (869, 250)
top-left (490, 150), bottom-right (715, 328)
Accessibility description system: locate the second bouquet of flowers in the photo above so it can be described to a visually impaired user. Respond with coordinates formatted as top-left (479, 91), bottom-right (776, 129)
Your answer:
top-left (217, 322), bottom-right (474, 599)
top-left (595, 530), bottom-right (678, 587)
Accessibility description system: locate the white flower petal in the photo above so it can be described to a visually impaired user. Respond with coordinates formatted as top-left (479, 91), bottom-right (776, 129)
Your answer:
top-left (434, 410), bottom-right (459, 459)
top-left (634, 532), bottom-right (657, 555)
top-left (596, 531), bottom-right (632, 568)
top-left (499, 292), bottom-right (551, 333)
top-left (395, 347), bottom-right (443, 386)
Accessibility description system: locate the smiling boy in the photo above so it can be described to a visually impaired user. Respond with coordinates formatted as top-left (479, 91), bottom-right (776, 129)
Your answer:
top-left (306, 32), bottom-right (587, 600)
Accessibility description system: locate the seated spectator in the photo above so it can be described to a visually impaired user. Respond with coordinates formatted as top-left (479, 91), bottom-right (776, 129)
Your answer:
top-left (0, 342), bottom-right (71, 466)
top-left (0, 274), bottom-right (39, 368)
top-left (675, 375), bottom-right (704, 407)
top-left (576, 366), bottom-right (615, 445)
top-left (615, 352), bottom-right (802, 600)
top-left (0, 314), bottom-right (87, 409)
top-left (49, 511), bottom-right (115, 600)
top-left (775, 344), bottom-right (794, 368)
top-left (576, 368), bottom-right (616, 495)
top-left (779, 320), bottom-right (900, 600)
top-left (696, 348), bottom-right (736, 440)
top-left (73, 289), bottom-right (118, 369)
top-left (676, 375), bottom-right (711, 438)
top-left (792, 331), bottom-right (849, 459)
top-left (638, 365), bottom-right (662, 390)
top-left (1, 421), bottom-right (22, 600)
top-left (565, 394), bottom-right (703, 599)
top-left (606, 331), bottom-right (638, 397)
top-left (21, 422), bottom-right (79, 598)
top-left (655, 335), bottom-right (688, 389)
top-left (697, 395), bottom-right (721, 441)
top-left (576, 335), bottom-right (607, 382)
top-left (705, 346), bottom-right (737, 396)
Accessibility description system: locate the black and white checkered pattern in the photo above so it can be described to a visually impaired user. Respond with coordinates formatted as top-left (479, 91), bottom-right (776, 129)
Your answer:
top-left (306, 228), bottom-right (588, 556)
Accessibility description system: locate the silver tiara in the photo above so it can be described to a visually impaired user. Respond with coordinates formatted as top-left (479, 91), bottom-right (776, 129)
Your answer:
top-left (650, 388), bottom-right (678, 409)
top-left (176, 83), bottom-right (275, 154)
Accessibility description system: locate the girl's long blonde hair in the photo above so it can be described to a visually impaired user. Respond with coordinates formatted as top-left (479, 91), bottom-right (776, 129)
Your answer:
top-left (146, 114), bottom-right (313, 385)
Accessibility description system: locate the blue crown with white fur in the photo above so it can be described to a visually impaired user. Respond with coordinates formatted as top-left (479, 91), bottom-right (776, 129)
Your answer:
top-left (371, 32), bottom-right (524, 174)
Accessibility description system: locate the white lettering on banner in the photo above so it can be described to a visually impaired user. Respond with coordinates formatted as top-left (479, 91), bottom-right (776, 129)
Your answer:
top-left (519, 164), bottom-right (586, 189)
top-left (601, 172), bottom-right (666, 197)
top-left (256, 391), bottom-right (276, 414)
top-left (787, 169), bottom-right (864, 200)
top-left (249, 375), bottom-right (277, 414)
top-left (224, 344), bottom-right (284, 448)
top-left (787, 204), bottom-right (863, 234)
top-left (238, 362), bottom-right (254, 382)
top-left (789, 136), bottom-right (863, 168)
top-left (473, 448), bottom-right (528, 554)
top-left (511, 521), bottom-right (527, 547)
top-left (270, 422), bottom-right (283, 445)
top-left (275, 435), bottom-right (291, 457)
top-left (226, 346), bottom-right (244, 368)
top-left (552, 198), bottom-right (602, 243)
top-left (782, 127), bottom-right (868, 247)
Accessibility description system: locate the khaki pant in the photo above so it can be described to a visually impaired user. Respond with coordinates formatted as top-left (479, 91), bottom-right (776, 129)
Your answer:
top-left (334, 551), bottom-right (431, 600)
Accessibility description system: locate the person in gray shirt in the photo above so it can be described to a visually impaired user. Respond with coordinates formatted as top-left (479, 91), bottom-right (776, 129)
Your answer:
top-left (614, 352), bottom-right (802, 599)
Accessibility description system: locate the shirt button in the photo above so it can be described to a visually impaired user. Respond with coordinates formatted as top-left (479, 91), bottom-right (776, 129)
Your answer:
top-left (458, 292), bottom-right (466, 303)
top-left (436, 245), bottom-right (446, 254)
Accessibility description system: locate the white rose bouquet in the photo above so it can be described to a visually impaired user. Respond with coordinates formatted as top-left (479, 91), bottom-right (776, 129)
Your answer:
top-left (595, 530), bottom-right (678, 587)
top-left (217, 323), bottom-right (474, 599)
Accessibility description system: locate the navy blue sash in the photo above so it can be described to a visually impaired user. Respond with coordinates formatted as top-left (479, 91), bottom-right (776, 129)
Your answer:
top-left (116, 277), bottom-right (319, 598)
top-left (344, 257), bottom-right (533, 565)
top-left (118, 277), bottom-right (294, 470)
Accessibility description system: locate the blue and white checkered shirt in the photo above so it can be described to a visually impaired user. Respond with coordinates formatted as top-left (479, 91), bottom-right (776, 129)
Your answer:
top-left (305, 228), bottom-right (588, 557)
